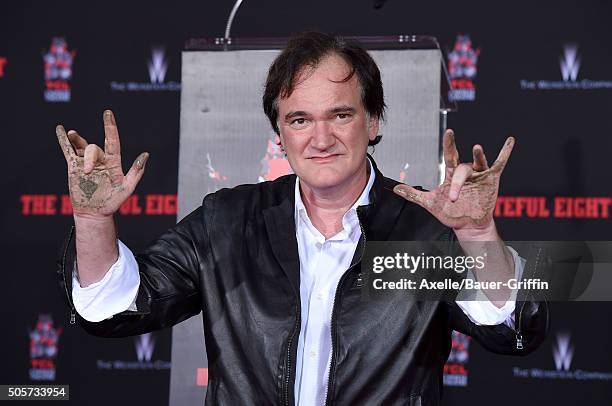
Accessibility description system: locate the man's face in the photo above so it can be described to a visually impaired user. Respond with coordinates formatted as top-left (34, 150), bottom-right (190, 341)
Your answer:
top-left (277, 53), bottom-right (379, 192)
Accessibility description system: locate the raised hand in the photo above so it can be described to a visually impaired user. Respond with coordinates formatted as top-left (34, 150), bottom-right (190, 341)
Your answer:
top-left (393, 129), bottom-right (514, 233)
top-left (56, 110), bottom-right (149, 218)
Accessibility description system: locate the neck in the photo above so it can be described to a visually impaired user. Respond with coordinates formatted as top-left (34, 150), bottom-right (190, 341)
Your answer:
top-left (299, 159), bottom-right (370, 239)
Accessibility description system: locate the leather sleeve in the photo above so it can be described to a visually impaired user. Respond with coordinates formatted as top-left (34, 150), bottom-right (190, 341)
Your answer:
top-left (447, 243), bottom-right (550, 355)
top-left (57, 202), bottom-right (212, 338)
top-left (448, 299), bottom-right (548, 355)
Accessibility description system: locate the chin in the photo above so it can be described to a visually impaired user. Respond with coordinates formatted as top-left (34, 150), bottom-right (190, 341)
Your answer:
top-left (300, 167), bottom-right (349, 190)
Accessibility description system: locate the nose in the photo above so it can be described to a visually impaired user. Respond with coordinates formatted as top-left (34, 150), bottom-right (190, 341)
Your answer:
top-left (310, 120), bottom-right (336, 151)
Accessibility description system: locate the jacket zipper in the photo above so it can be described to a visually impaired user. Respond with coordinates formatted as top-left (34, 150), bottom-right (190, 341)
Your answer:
top-left (324, 208), bottom-right (367, 406)
top-left (284, 303), bottom-right (301, 405)
top-left (515, 303), bottom-right (525, 350)
top-left (62, 227), bottom-right (77, 325)
top-left (515, 246), bottom-right (543, 350)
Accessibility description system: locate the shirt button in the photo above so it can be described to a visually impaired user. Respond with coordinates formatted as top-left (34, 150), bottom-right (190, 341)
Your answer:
top-left (315, 242), bottom-right (323, 250)
top-left (309, 350), bottom-right (317, 358)
top-left (316, 292), bottom-right (323, 300)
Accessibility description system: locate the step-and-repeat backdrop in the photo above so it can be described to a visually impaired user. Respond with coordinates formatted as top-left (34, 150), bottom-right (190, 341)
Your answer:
top-left (1, 1), bottom-right (611, 405)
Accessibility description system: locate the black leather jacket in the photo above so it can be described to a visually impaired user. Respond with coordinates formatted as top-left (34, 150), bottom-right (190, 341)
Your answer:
top-left (57, 158), bottom-right (548, 405)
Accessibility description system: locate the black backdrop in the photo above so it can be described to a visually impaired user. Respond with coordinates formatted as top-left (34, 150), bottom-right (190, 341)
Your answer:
top-left (1, 1), bottom-right (611, 405)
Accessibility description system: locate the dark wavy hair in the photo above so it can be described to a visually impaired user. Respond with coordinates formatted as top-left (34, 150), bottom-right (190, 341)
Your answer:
top-left (262, 32), bottom-right (386, 146)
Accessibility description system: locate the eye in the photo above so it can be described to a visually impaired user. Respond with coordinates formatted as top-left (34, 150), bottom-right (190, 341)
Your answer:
top-left (335, 113), bottom-right (352, 122)
top-left (289, 118), bottom-right (309, 129)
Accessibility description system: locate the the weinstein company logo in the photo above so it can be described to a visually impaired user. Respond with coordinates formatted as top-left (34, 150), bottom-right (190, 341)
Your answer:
top-left (43, 37), bottom-right (76, 102)
top-left (111, 47), bottom-right (180, 92)
top-left (96, 333), bottom-right (170, 370)
top-left (447, 34), bottom-right (480, 102)
top-left (513, 331), bottom-right (612, 381)
top-left (29, 314), bottom-right (62, 381)
top-left (552, 332), bottom-right (573, 371)
top-left (135, 333), bottom-right (155, 362)
top-left (148, 48), bottom-right (167, 84)
top-left (560, 45), bottom-right (580, 82)
top-left (520, 44), bottom-right (612, 90)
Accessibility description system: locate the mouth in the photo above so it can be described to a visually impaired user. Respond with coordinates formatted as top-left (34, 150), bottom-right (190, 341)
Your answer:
top-left (309, 154), bottom-right (340, 163)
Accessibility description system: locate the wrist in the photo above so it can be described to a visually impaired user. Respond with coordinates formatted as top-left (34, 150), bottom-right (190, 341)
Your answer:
top-left (73, 212), bottom-right (117, 240)
top-left (453, 220), bottom-right (499, 242)
top-left (73, 211), bottom-right (115, 224)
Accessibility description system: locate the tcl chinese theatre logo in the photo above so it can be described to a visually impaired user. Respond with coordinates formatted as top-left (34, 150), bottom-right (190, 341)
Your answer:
top-left (447, 34), bottom-right (480, 102)
top-left (28, 314), bottom-right (62, 381)
top-left (42, 37), bottom-right (76, 102)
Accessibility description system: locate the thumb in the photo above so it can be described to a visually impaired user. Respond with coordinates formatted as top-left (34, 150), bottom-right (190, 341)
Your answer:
top-left (393, 184), bottom-right (432, 208)
top-left (124, 152), bottom-right (150, 192)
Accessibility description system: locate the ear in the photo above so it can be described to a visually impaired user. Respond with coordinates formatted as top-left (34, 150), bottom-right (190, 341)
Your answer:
top-left (367, 114), bottom-right (380, 142)
top-left (277, 131), bottom-right (286, 151)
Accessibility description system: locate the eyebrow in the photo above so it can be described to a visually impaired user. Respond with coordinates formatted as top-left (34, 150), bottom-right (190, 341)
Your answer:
top-left (284, 105), bottom-right (357, 121)
top-left (328, 105), bottom-right (356, 115)
top-left (284, 110), bottom-right (309, 121)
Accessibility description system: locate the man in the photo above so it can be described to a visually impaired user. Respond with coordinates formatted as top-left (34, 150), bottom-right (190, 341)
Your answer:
top-left (56, 32), bottom-right (548, 405)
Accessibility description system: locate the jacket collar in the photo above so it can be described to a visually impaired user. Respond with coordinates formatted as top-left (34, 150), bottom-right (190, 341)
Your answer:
top-left (263, 188), bottom-right (300, 295)
top-left (359, 153), bottom-right (407, 242)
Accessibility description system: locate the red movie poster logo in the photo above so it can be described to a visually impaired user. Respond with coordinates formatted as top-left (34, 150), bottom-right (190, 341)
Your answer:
top-left (20, 194), bottom-right (177, 216)
top-left (494, 196), bottom-right (611, 219)
top-left (19, 194), bottom-right (611, 218)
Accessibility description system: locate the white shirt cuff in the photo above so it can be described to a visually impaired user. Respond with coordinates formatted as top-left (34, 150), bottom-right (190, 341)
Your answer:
top-left (72, 239), bottom-right (140, 322)
top-left (455, 246), bottom-right (525, 328)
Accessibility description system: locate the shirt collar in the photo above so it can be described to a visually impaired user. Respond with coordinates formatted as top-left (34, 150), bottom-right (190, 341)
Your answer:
top-left (294, 158), bottom-right (376, 239)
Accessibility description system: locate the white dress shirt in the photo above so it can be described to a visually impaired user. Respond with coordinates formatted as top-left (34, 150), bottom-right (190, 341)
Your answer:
top-left (72, 159), bottom-right (522, 405)
top-left (292, 162), bottom-right (376, 406)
